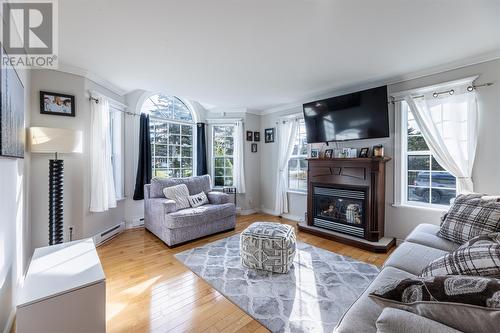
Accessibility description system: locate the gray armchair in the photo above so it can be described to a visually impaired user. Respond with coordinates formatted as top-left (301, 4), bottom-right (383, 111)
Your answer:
top-left (144, 175), bottom-right (236, 246)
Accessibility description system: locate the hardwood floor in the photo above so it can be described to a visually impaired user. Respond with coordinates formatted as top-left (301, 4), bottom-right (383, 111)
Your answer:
top-left (97, 213), bottom-right (393, 333)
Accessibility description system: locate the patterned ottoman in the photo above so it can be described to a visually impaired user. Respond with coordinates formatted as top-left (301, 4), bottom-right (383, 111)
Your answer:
top-left (240, 222), bottom-right (296, 274)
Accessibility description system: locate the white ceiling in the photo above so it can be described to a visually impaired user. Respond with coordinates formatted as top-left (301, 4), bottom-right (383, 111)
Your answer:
top-left (59, 0), bottom-right (500, 110)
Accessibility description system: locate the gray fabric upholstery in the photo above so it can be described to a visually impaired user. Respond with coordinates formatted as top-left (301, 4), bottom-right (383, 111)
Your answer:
top-left (144, 177), bottom-right (236, 247)
top-left (406, 223), bottom-right (460, 252)
top-left (207, 191), bottom-right (230, 205)
top-left (165, 203), bottom-right (235, 229)
top-left (376, 308), bottom-right (463, 333)
top-left (334, 266), bottom-right (415, 333)
top-left (150, 174), bottom-right (211, 198)
top-left (383, 242), bottom-right (449, 275)
top-left (163, 215), bottom-right (235, 246)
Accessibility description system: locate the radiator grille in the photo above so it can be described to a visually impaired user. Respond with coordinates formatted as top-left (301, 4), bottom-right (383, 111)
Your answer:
top-left (314, 187), bottom-right (366, 200)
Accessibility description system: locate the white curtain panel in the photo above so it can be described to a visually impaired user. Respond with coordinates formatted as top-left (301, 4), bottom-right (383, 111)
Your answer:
top-left (274, 119), bottom-right (297, 214)
top-left (233, 121), bottom-right (246, 194)
top-left (90, 97), bottom-right (117, 212)
top-left (404, 86), bottom-right (478, 194)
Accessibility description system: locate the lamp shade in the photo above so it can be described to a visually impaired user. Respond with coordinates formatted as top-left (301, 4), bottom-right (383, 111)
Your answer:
top-left (29, 127), bottom-right (83, 154)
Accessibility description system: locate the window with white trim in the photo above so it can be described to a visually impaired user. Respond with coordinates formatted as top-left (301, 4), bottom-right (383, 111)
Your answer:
top-left (288, 118), bottom-right (307, 192)
top-left (402, 101), bottom-right (457, 206)
top-left (141, 94), bottom-right (195, 178)
top-left (109, 107), bottom-right (124, 199)
top-left (212, 125), bottom-right (234, 187)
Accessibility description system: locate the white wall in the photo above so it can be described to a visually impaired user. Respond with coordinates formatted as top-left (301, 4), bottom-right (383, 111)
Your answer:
top-left (0, 68), bottom-right (31, 333)
top-left (29, 69), bottom-right (126, 249)
top-left (259, 59), bottom-right (500, 240)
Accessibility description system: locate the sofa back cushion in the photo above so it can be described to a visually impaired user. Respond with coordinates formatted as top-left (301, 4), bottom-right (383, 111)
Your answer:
top-left (438, 193), bottom-right (500, 244)
top-left (150, 175), bottom-right (211, 198)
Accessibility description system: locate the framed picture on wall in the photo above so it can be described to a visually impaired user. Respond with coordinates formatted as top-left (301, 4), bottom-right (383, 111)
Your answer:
top-left (0, 47), bottom-right (25, 158)
top-left (40, 91), bottom-right (76, 117)
top-left (251, 143), bottom-right (257, 153)
top-left (254, 131), bottom-right (260, 142)
top-left (265, 128), bottom-right (275, 143)
top-left (246, 131), bottom-right (253, 141)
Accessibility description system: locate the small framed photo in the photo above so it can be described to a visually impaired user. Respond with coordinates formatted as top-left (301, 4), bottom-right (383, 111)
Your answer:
top-left (246, 131), bottom-right (253, 141)
top-left (254, 131), bottom-right (260, 142)
top-left (359, 147), bottom-right (369, 158)
top-left (265, 128), bottom-right (275, 143)
top-left (251, 143), bottom-right (257, 153)
top-left (324, 149), bottom-right (333, 159)
top-left (40, 91), bottom-right (75, 117)
top-left (310, 148), bottom-right (320, 159)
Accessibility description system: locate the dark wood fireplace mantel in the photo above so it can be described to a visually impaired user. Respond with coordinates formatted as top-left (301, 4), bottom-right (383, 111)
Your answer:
top-left (298, 157), bottom-right (395, 253)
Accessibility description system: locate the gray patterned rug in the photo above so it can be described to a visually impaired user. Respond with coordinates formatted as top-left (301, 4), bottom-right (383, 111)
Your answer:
top-left (174, 235), bottom-right (379, 332)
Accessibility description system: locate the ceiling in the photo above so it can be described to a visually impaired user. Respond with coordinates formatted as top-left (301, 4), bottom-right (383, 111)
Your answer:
top-left (59, 0), bottom-right (500, 110)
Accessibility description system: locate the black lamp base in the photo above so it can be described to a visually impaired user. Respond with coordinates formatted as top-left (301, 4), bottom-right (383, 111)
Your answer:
top-left (49, 159), bottom-right (64, 245)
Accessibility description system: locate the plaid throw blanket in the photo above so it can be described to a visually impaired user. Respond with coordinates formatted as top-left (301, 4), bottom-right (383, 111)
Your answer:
top-left (439, 194), bottom-right (500, 244)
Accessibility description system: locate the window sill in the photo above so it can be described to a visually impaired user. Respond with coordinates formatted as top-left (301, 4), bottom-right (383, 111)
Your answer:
top-left (287, 190), bottom-right (307, 196)
top-left (392, 203), bottom-right (448, 212)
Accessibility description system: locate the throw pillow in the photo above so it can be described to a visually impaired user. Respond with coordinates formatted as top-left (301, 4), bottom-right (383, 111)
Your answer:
top-left (162, 184), bottom-right (190, 210)
top-left (438, 193), bottom-right (500, 244)
top-left (458, 232), bottom-right (500, 250)
top-left (369, 275), bottom-right (500, 333)
top-left (420, 242), bottom-right (500, 278)
top-left (188, 191), bottom-right (209, 208)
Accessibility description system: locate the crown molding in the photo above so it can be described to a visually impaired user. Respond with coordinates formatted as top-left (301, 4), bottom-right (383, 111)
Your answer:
top-left (259, 50), bottom-right (500, 116)
top-left (53, 63), bottom-right (128, 96)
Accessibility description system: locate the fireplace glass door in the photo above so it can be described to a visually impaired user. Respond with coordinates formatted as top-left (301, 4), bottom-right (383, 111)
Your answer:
top-left (314, 187), bottom-right (365, 226)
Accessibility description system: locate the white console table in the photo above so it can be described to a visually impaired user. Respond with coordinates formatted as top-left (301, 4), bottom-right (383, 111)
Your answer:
top-left (17, 238), bottom-right (106, 333)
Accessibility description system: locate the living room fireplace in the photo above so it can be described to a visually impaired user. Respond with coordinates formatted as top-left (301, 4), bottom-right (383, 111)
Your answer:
top-left (313, 186), bottom-right (366, 238)
top-left (299, 156), bottom-right (395, 252)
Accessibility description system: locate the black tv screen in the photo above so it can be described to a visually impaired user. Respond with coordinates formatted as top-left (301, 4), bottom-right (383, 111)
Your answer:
top-left (302, 86), bottom-right (389, 143)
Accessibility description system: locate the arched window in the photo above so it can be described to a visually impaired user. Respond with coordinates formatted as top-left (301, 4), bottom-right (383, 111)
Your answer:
top-left (141, 94), bottom-right (195, 178)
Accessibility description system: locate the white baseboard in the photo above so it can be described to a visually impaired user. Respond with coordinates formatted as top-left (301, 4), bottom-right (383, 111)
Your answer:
top-left (281, 213), bottom-right (303, 222)
top-left (93, 222), bottom-right (125, 246)
top-left (260, 207), bottom-right (278, 216)
top-left (238, 208), bottom-right (259, 216)
top-left (4, 307), bottom-right (15, 333)
top-left (126, 216), bottom-right (144, 229)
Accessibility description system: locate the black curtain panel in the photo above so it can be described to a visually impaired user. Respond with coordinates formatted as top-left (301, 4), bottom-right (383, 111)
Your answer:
top-left (196, 123), bottom-right (208, 176)
top-left (133, 114), bottom-right (152, 200)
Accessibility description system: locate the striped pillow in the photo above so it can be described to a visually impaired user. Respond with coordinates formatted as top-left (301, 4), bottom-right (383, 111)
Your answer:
top-left (162, 184), bottom-right (190, 210)
top-left (438, 194), bottom-right (500, 244)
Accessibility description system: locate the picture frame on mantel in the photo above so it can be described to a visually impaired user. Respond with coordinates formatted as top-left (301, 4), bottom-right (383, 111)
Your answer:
top-left (40, 91), bottom-right (76, 117)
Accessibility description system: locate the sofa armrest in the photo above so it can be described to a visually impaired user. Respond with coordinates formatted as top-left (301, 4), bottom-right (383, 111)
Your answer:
top-left (376, 308), bottom-right (463, 333)
top-left (207, 191), bottom-right (230, 205)
top-left (163, 199), bottom-right (178, 213)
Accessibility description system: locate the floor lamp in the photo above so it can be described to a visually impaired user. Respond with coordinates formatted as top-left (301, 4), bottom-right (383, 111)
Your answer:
top-left (29, 127), bottom-right (83, 245)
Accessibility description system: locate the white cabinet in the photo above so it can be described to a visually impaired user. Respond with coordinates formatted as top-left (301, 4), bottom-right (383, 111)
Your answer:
top-left (17, 239), bottom-right (106, 333)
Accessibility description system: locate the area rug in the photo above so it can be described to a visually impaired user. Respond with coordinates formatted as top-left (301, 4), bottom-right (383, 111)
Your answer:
top-left (174, 235), bottom-right (379, 332)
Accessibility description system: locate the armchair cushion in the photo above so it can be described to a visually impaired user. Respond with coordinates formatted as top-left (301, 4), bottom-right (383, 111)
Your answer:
top-left (165, 203), bottom-right (235, 229)
top-left (207, 191), bottom-right (230, 205)
top-left (150, 175), bottom-right (211, 198)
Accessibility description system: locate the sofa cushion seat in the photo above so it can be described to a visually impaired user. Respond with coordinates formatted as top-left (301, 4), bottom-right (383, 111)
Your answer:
top-left (405, 223), bottom-right (460, 252)
top-left (165, 203), bottom-right (235, 229)
top-left (383, 242), bottom-right (449, 275)
top-left (334, 266), bottom-right (415, 333)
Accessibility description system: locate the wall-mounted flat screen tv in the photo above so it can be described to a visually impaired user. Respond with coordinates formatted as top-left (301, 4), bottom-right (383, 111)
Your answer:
top-left (302, 86), bottom-right (389, 143)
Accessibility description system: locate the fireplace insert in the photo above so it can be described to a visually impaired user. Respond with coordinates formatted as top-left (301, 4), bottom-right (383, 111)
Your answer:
top-left (313, 186), bottom-right (366, 238)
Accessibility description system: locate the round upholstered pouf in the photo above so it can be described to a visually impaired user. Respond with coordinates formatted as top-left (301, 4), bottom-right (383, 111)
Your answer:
top-left (240, 222), bottom-right (296, 274)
